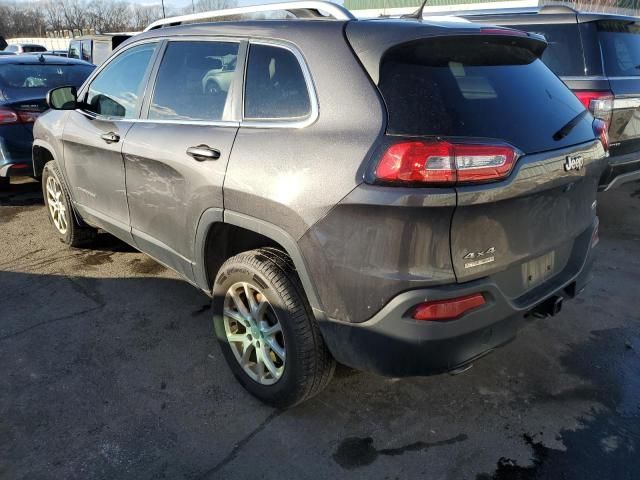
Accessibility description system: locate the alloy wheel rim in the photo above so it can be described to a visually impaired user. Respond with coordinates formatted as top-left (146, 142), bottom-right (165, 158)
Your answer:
top-left (46, 176), bottom-right (68, 234)
top-left (223, 282), bottom-right (286, 385)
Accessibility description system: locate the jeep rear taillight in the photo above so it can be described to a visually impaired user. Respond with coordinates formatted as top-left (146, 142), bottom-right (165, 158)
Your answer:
top-left (374, 141), bottom-right (517, 186)
top-left (593, 119), bottom-right (609, 152)
top-left (573, 90), bottom-right (613, 124)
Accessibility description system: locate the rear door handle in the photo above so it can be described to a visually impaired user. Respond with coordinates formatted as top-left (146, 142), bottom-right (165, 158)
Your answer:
top-left (100, 132), bottom-right (120, 144)
top-left (186, 145), bottom-right (221, 161)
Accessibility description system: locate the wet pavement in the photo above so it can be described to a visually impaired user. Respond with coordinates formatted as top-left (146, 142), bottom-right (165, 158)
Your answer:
top-left (1, 178), bottom-right (639, 480)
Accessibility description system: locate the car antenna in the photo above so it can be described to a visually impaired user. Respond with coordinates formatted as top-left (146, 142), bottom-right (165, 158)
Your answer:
top-left (401, 0), bottom-right (429, 19)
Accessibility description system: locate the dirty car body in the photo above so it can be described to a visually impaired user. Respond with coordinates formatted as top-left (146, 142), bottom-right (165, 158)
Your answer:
top-left (33, 9), bottom-right (607, 403)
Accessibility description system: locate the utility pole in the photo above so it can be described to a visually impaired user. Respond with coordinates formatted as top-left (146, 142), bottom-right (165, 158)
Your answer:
top-left (192, 0), bottom-right (196, 13)
top-left (161, 0), bottom-right (166, 18)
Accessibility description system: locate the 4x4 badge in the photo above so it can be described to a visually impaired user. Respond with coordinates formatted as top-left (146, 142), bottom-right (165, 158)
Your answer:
top-left (564, 155), bottom-right (584, 172)
top-left (464, 247), bottom-right (496, 269)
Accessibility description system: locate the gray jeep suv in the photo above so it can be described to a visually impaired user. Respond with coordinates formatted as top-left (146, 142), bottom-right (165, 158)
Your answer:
top-left (33, 2), bottom-right (607, 407)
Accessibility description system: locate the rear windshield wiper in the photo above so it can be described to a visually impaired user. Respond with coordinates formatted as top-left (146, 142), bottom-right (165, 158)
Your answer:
top-left (553, 109), bottom-right (589, 141)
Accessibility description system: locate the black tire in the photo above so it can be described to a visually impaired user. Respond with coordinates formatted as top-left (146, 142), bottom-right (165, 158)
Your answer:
top-left (0, 176), bottom-right (9, 190)
top-left (42, 161), bottom-right (97, 247)
top-left (213, 248), bottom-right (335, 408)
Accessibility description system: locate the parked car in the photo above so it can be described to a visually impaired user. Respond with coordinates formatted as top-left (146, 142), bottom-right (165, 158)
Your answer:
top-left (68, 34), bottom-right (132, 65)
top-left (4, 44), bottom-right (47, 54)
top-left (0, 55), bottom-right (94, 186)
top-left (452, 5), bottom-right (640, 190)
top-left (33, 2), bottom-right (607, 407)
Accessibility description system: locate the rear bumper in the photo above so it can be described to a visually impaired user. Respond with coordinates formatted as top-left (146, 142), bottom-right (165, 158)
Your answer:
top-left (317, 220), bottom-right (597, 377)
top-left (0, 134), bottom-right (34, 177)
top-left (600, 150), bottom-right (640, 191)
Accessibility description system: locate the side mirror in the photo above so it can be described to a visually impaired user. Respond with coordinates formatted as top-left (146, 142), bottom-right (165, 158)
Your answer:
top-left (47, 86), bottom-right (78, 110)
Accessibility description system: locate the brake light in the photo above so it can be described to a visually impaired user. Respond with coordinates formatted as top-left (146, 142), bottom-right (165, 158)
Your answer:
top-left (0, 107), bottom-right (40, 124)
top-left (412, 293), bottom-right (486, 321)
top-left (374, 141), bottom-right (517, 185)
top-left (16, 111), bottom-right (40, 123)
top-left (573, 90), bottom-right (613, 124)
top-left (0, 107), bottom-right (19, 124)
top-left (593, 118), bottom-right (609, 152)
top-left (480, 27), bottom-right (528, 37)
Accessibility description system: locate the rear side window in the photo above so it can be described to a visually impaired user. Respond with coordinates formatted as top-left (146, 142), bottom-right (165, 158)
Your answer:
top-left (518, 24), bottom-right (584, 76)
top-left (379, 36), bottom-right (594, 154)
top-left (149, 41), bottom-right (239, 122)
top-left (86, 42), bottom-right (156, 118)
top-left (597, 20), bottom-right (640, 77)
top-left (244, 44), bottom-right (311, 120)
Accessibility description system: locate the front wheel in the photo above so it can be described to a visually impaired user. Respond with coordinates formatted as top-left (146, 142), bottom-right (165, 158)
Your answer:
top-left (213, 248), bottom-right (335, 408)
top-left (42, 161), bottom-right (97, 247)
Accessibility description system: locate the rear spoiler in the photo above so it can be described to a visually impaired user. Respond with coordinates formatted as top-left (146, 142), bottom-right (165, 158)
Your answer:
top-left (346, 21), bottom-right (547, 84)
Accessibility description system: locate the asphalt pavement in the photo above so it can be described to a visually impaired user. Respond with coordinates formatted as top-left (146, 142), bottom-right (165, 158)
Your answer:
top-left (1, 178), bottom-right (639, 480)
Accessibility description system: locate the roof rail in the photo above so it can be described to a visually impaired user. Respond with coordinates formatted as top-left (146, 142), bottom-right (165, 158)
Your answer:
top-left (539, 4), bottom-right (578, 14)
top-left (144, 1), bottom-right (355, 31)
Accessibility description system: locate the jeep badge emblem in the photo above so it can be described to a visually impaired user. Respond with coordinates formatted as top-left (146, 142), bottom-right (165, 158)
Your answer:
top-left (564, 155), bottom-right (584, 172)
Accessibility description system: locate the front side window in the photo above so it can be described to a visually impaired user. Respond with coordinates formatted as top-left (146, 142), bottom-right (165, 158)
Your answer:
top-left (149, 41), bottom-right (239, 122)
top-left (86, 42), bottom-right (156, 119)
top-left (244, 43), bottom-right (311, 120)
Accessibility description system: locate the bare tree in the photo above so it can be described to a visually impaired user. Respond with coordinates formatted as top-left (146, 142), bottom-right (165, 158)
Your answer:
top-left (131, 4), bottom-right (164, 31)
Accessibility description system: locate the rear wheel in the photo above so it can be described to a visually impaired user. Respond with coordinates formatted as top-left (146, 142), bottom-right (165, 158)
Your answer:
top-left (42, 161), bottom-right (97, 247)
top-left (0, 176), bottom-right (9, 190)
top-left (213, 248), bottom-right (335, 408)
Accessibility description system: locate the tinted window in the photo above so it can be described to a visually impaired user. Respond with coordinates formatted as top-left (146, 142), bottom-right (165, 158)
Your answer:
top-left (598, 20), bottom-right (640, 77)
top-left (519, 24), bottom-right (584, 76)
top-left (379, 36), bottom-right (594, 154)
top-left (0, 64), bottom-right (94, 89)
top-left (149, 41), bottom-right (238, 122)
top-left (68, 41), bottom-right (80, 59)
top-left (81, 41), bottom-right (91, 62)
top-left (24, 45), bottom-right (46, 53)
top-left (244, 44), bottom-right (311, 119)
top-left (86, 42), bottom-right (156, 119)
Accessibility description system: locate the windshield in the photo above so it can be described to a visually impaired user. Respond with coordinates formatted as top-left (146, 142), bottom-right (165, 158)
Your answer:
top-left (378, 36), bottom-right (594, 154)
top-left (598, 20), bottom-right (640, 77)
top-left (0, 63), bottom-right (94, 90)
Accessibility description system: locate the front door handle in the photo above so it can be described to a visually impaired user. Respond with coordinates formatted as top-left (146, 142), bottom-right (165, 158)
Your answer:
top-left (100, 132), bottom-right (120, 144)
top-left (186, 145), bottom-right (221, 161)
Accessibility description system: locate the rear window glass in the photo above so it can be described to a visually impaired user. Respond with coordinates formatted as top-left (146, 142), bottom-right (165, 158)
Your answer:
top-left (379, 36), bottom-right (594, 154)
top-left (518, 24), bottom-right (584, 76)
top-left (0, 64), bottom-right (94, 89)
top-left (597, 20), bottom-right (640, 77)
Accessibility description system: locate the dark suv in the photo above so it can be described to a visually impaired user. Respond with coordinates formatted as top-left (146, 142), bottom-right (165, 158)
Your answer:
top-left (33, 2), bottom-right (607, 407)
top-left (455, 5), bottom-right (640, 190)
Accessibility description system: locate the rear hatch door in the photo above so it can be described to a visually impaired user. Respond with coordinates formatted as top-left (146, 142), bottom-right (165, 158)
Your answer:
top-left (374, 33), bottom-right (605, 295)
